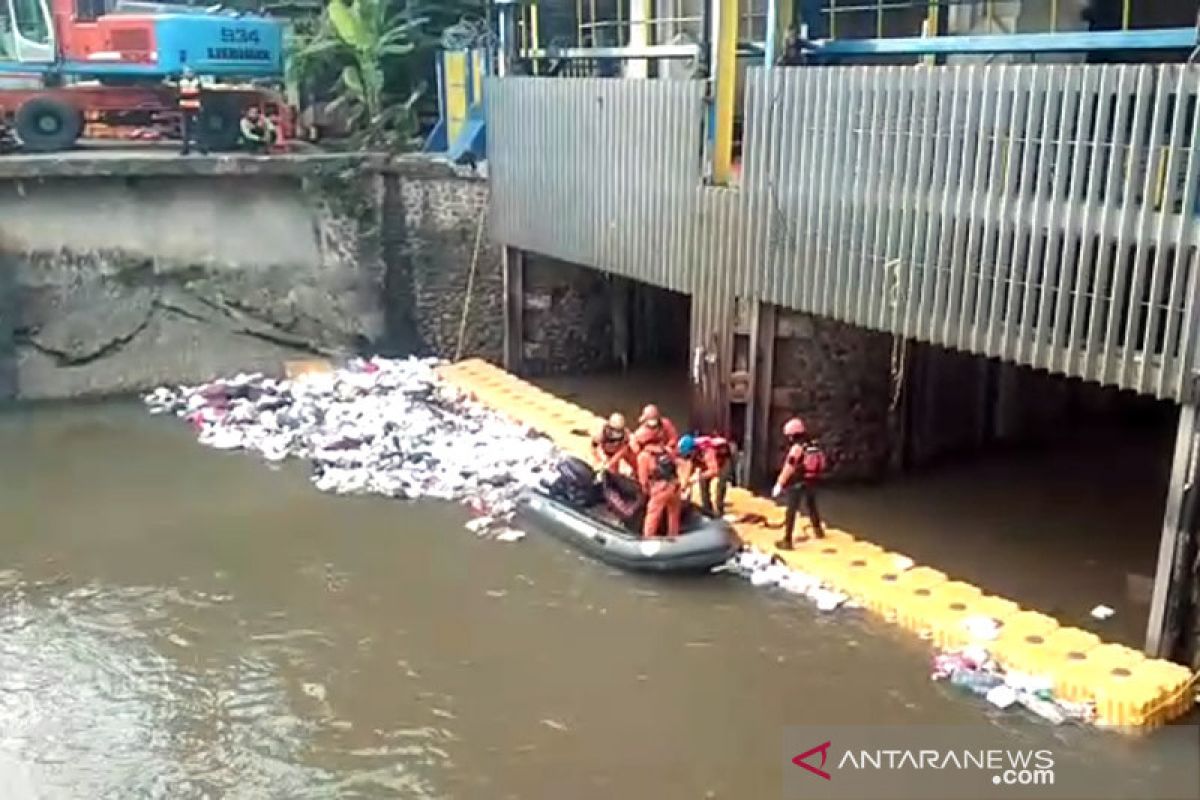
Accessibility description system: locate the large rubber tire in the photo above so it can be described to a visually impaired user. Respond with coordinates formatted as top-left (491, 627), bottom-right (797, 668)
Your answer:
top-left (15, 97), bottom-right (84, 152)
top-left (197, 95), bottom-right (243, 152)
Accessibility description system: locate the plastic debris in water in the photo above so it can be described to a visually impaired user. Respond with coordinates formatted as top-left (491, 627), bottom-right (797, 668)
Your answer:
top-left (1057, 699), bottom-right (1096, 723)
top-left (465, 517), bottom-right (493, 535)
top-left (1018, 693), bottom-right (1066, 725)
top-left (749, 563), bottom-right (789, 588)
top-left (950, 669), bottom-right (1003, 697)
top-left (960, 645), bottom-right (990, 668)
top-left (932, 653), bottom-right (971, 680)
top-left (144, 357), bottom-right (560, 538)
top-left (778, 571), bottom-right (817, 596)
top-left (961, 615), bottom-right (1002, 642)
top-left (812, 588), bottom-right (848, 612)
top-left (496, 529), bottom-right (525, 543)
top-left (986, 684), bottom-right (1018, 710)
top-left (1090, 604), bottom-right (1115, 620)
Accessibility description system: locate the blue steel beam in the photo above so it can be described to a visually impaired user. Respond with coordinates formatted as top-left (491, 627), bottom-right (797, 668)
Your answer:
top-left (813, 27), bottom-right (1198, 56)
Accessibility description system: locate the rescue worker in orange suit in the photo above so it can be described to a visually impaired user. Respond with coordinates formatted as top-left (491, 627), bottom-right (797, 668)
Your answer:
top-left (637, 442), bottom-right (682, 539)
top-left (677, 434), bottom-right (735, 517)
top-left (630, 404), bottom-right (680, 455)
top-left (591, 412), bottom-right (636, 476)
top-left (771, 417), bottom-right (827, 549)
top-left (177, 67), bottom-right (206, 156)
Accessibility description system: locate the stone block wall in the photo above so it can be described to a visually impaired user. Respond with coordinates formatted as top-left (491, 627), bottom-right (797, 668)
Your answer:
top-left (521, 254), bottom-right (617, 376)
top-left (381, 167), bottom-right (503, 363)
top-left (769, 311), bottom-right (893, 481)
top-left (379, 169), bottom-right (616, 374)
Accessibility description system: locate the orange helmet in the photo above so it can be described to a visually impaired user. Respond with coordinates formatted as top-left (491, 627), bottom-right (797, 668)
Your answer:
top-left (639, 404), bottom-right (661, 423)
top-left (607, 412), bottom-right (627, 431)
top-left (783, 417), bottom-right (807, 437)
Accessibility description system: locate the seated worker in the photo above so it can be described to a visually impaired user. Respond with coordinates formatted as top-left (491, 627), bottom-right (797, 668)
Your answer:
top-left (631, 403), bottom-right (680, 455)
top-left (637, 441), bottom-right (682, 539)
top-left (239, 106), bottom-right (276, 153)
top-left (677, 433), bottom-right (735, 517)
top-left (591, 412), bottom-right (636, 476)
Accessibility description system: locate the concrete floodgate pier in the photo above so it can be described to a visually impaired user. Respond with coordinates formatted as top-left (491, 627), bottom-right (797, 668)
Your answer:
top-left (439, 358), bottom-right (1199, 732)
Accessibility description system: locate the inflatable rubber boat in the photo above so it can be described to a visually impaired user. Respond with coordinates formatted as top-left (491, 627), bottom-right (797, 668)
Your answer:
top-left (516, 458), bottom-right (739, 574)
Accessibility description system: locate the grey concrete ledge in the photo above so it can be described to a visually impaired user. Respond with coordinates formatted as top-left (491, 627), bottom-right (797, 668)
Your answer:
top-left (0, 149), bottom-right (382, 180)
top-left (0, 148), bottom-right (486, 182)
top-left (377, 154), bottom-right (486, 182)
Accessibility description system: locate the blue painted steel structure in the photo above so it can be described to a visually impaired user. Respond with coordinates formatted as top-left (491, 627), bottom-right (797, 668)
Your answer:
top-left (424, 48), bottom-right (488, 162)
top-left (0, 12), bottom-right (284, 78)
top-left (812, 27), bottom-right (1199, 57)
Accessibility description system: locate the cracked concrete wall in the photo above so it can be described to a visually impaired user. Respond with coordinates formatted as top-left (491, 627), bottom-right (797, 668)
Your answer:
top-left (0, 170), bottom-right (385, 400)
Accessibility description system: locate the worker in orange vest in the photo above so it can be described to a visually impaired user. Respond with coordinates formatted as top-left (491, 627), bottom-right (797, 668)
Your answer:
top-left (677, 433), bottom-right (735, 517)
top-left (637, 441), bottom-right (682, 539)
top-left (591, 412), bottom-right (636, 476)
top-left (771, 417), bottom-right (827, 549)
top-left (177, 67), bottom-right (206, 156)
top-left (630, 403), bottom-right (680, 455)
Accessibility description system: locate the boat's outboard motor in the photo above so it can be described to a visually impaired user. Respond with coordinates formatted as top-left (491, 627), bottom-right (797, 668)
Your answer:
top-left (545, 457), bottom-right (601, 508)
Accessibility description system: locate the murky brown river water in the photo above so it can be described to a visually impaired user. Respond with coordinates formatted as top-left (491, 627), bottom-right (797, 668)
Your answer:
top-left (0, 402), bottom-right (1195, 799)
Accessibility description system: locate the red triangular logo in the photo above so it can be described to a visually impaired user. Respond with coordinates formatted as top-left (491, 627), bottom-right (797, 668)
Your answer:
top-left (792, 741), bottom-right (832, 780)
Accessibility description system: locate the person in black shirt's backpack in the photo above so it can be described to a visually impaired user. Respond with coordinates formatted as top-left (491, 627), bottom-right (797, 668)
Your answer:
top-left (771, 417), bottom-right (827, 549)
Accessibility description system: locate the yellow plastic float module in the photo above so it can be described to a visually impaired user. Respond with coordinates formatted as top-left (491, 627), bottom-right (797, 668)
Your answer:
top-left (990, 611), bottom-right (1062, 673)
top-left (807, 541), bottom-right (887, 592)
top-left (888, 567), bottom-right (948, 630)
top-left (905, 581), bottom-right (984, 642)
top-left (436, 359), bottom-right (1199, 731)
top-left (828, 549), bottom-right (910, 602)
top-left (929, 594), bottom-right (1021, 651)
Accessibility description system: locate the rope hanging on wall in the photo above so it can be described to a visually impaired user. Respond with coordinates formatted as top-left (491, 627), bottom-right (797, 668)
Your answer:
top-left (454, 203), bottom-right (489, 362)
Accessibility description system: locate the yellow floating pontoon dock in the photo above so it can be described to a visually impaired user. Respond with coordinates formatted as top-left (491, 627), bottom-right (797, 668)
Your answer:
top-left (438, 358), bottom-right (1198, 732)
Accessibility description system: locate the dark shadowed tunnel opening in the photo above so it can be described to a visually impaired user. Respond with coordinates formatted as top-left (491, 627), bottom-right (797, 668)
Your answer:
top-left (833, 343), bottom-right (1179, 648)
top-left (525, 259), bottom-right (692, 427)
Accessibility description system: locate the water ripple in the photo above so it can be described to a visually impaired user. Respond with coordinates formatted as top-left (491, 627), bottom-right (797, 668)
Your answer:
top-left (0, 577), bottom-right (440, 799)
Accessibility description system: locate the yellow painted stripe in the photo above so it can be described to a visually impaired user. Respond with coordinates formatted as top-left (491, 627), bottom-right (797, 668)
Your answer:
top-left (472, 49), bottom-right (485, 108)
top-left (437, 359), bottom-right (1199, 731)
top-left (530, 2), bottom-right (541, 76)
top-left (712, 0), bottom-right (739, 185)
top-left (444, 51), bottom-right (469, 145)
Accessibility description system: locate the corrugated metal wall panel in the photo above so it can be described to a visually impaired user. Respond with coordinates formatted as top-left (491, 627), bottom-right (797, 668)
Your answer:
top-left (487, 65), bottom-right (1200, 401)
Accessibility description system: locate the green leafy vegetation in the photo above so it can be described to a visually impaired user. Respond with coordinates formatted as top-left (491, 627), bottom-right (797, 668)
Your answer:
top-left (291, 0), bottom-right (484, 150)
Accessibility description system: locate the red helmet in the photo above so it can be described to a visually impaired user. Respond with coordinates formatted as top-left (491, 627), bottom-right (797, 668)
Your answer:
top-left (640, 404), bottom-right (661, 423)
top-left (783, 417), bottom-right (807, 437)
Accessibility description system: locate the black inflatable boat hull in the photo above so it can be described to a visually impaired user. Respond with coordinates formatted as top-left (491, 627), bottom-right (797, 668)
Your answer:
top-left (516, 489), bottom-right (739, 573)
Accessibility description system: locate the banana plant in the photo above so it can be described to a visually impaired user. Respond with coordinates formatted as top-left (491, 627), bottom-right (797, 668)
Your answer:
top-left (295, 0), bottom-right (428, 146)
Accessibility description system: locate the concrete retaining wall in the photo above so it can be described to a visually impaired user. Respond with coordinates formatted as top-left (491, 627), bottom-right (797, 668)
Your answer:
top-left (0, 155), bottom-right (386, 400)
top-left (0, 154), bottom-right (617, 401)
